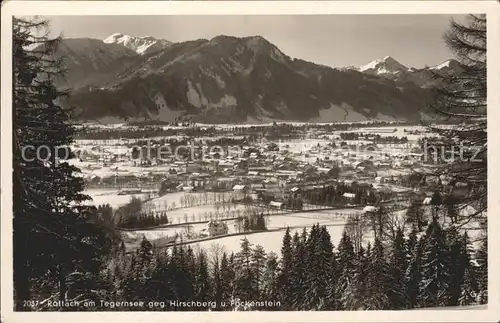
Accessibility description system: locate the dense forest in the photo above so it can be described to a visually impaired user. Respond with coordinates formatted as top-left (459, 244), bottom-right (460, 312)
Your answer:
top-left (28, 218), bottom-right (487, 311)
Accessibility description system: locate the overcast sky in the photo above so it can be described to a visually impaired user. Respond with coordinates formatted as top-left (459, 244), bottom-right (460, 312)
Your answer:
top-left (45, 14), bottom-right (467, 68)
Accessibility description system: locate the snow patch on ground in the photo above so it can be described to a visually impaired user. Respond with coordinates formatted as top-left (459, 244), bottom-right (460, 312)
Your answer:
top-left (84, 188), bottom-right (153, 209)
top-left (186, 80), bottom-right (208, 108)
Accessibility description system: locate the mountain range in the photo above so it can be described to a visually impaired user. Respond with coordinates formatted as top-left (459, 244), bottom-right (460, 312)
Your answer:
top-left (49, 33), bottom-right (462, 124)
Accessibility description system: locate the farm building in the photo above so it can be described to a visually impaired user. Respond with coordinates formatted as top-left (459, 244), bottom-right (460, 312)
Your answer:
top-left (269, 201), bottom-right (285, 209)
top-left (200, 220), bottom-right (229, 237)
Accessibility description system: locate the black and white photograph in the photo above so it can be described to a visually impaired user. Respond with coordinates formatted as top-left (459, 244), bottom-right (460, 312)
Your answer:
top-left (1, 1), bottom-right (498, 322)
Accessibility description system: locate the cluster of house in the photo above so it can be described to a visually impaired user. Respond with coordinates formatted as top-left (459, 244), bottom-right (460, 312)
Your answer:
top-left (80, 129), bottom-right (457, 208)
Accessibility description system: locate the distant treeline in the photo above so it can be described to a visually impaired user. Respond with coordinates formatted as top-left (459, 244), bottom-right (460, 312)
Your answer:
top-left (75, 120), bottom-right (422, 141)
top-left (339, 132), bottom-right (409, 143)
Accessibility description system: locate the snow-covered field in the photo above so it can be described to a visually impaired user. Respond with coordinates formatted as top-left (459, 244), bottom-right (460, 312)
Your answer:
top-left (193, 216), bottom-right (351, 255)
top-left (191, 209), bottom-right (365, 254)
top-left (84, 188), bottom-right (154, 208)
top-left (122, 209), bottom-right (365, 253)
top-left (73, 159), bottom-right (173, 179)
top-left (148, 204), bottom-right (249, 224)
top-left (143, 191), bottom-right (237, 213)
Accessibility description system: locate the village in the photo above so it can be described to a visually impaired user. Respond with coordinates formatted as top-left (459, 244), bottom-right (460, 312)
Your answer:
top-left (74, 122), bottom-right (477, 253)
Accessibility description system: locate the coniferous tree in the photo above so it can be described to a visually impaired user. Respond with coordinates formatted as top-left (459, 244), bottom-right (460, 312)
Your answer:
top-left (123, 237), bottom-right (154, 303)
top-left (388, 227), bottom-right (408, 309)
top-left (195, 250), bottom-right (212, 305)
top-left (220, 252), bottom-right (235, 306)
top-left (343, 244), bottom-right (368, 310)
top-left (251, 245), bottom-right (267, 298)
top-left (151, 251), bottom-right (174, 307)
top-left (303, 224), bottom-right (320, 309)
top-left (304, 225), bottom-right (334, 310)
top-left (183, 247), bottom-right (197, 305)
top-left (406, 225), bottom-right (419, 262)
top-left (337, 231), bottom-right (356, 309)
top-left (278, 227), bottom-right (293, 309)
top-left (261, 252), bottom-right (280, 305)
top-left (234, 238), bottom-right (256, 301)
top-left (364, 238), bottom-right (391, 310)
top-left (290, 231), bottom-right (307, 309)
top-left (211, 252), bottom-right (223, 310)
top-left (13, 17), bottom-right (113, 310)
top-left (405, 236), bottom-right (424, 308)
top-left (325, 244), bottom-right (340, 310)
top-left (444, 226), bottom-right (465, 306)
top-left (420, 218), bottom-right (449, 307)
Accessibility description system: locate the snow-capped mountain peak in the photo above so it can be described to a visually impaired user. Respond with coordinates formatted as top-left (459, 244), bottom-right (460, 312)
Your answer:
top-left (103, 33), bottom-right (173, 55)
top-left (359, 56), bottom-right (409, 75)
top-left (429, 59), bottom-right (460, 71)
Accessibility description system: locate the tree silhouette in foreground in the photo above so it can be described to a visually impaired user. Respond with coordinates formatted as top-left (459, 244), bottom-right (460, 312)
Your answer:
top-left (13, 17), bottom-right (114, 310)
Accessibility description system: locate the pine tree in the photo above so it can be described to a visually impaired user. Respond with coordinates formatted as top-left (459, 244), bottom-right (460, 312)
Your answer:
top-left (405, 236), bottom-right (424, 308)
top-left (183, 247), bottom-right (197, 305)
top-left (325, 245), bottom-right (340, 310)
top-left (388, 227), bottom-right (408, 309)
top-left (303, 224), bottom-right (320, 309)
top-left (419, 218), bottom-right (449, 307)
top-left (13, 17), bottom-right (114, 309)
top-left (343, 244), bottom-right (368, 310)
top-left (337, 231), bottom-right (356, 309)
top-left (123, 237), bottom-right (154, 303)
top-left (151, 250), bottom-right (174, 306)
top-left (234, 237), bottom-right (256, 301)
top-left (290, 231), bottom-right (307, 309)
top-left (406, 225), bottom-right (419, 262)
top-left (261, 252), bottom-right (280, 306)
top-left (304, 225), bottom-right (334, 310)
top-left (195, 250), bottom-right (212, 305)
top-left (211, 251), bottom-right (223, 311)
top-left (318, 226), bottom-right (335, 309)
top-left (364, 238), bottom-right (391, 310)
top-left (220, 252), bottom-right (235, 307)
top-left (278, 227), bottom-right (293, 309)
top-left (444, 226), bottom-right (464, 306)
top-left (251, 245), bottom-right (267, 298)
